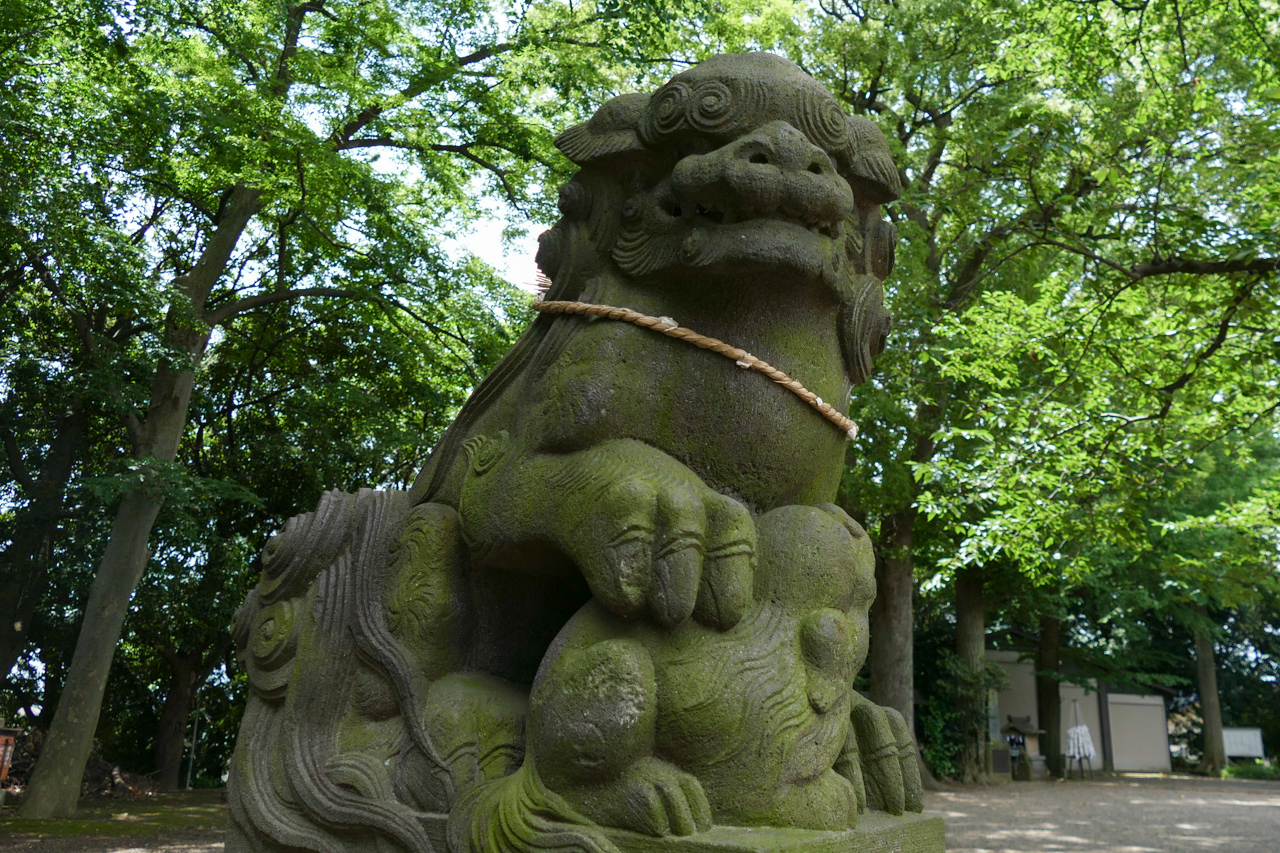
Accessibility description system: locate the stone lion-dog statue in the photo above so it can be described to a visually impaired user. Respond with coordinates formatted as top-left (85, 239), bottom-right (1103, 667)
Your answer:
top-left (226, 52), bottom-right (940, 853)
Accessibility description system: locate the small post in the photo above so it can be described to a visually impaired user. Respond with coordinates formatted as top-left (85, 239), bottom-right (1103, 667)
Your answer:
top-left (185, 691), bottom-right (200, 790)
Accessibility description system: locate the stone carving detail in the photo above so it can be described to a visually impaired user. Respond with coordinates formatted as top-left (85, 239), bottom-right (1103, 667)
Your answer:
top-left (226, 52), bottom-right (942, 853)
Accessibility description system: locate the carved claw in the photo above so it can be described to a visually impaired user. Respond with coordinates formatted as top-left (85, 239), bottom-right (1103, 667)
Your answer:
top-left (606, 757), bottom-right (713, 837)
top-left (839, 694), bottom-right (924, 815)
top-left (459, 437), bottom-right (755, 630)
top-left (887, 708), bottom-right (924, 814)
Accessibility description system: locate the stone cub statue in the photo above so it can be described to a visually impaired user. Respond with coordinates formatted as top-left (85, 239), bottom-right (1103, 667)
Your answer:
top-left (225, 52), bottom-right (921, 853)
top-left (454, 504), bottom-right (921, 852)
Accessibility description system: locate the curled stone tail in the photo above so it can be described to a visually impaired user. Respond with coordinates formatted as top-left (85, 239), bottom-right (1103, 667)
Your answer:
top-left (448, 760), bottom-right (619, 853)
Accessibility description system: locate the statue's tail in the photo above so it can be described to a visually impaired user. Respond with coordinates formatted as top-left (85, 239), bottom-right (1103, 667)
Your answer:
top-left (225, 489), bottom-right (450, 853)
top-left (448, 758), bottom-right (618, 853)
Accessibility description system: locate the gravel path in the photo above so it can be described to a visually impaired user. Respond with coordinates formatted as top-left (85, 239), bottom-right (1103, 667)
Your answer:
top-left (3, 775), bottom-right (1277, 852)
top-left (928, 775), bottom-right (1280, 853)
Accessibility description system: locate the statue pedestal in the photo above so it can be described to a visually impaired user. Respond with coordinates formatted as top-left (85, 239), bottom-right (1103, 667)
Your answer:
top-left (417, 812), bottom-right (944, 852)
top-left (604, 813), bottom-right (946, 852)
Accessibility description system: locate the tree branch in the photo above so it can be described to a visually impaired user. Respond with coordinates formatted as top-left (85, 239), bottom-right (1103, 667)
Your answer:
top-left (271, 1), bottom-right (322, 95)
top-left (1156, 277), bottom-right (1259, 395)
top-left (1, 418), bottom-right (35, 491)
top-left (22, 248), bottom-right (95, 353)
top-left (207, 284), bottom-right (481, 382)
top-left (176, 184), bottom-right (263, 318)
top-left (1021, 236), bottom-right (1143, 280)
top-left (199, 633), bottom-right (235, 683)
top-left (457, 42), bottom-right (513, 66)
top-left (206, 287), bottom-right (369, 327)
top-left (1130, 255), bottom-right (1280, 279)
top-left (331, 41), bottom-right (517, 145)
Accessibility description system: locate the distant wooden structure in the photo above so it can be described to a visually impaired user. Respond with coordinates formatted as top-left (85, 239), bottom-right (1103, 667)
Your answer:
top-left (987, 649), bottom-right (1173, 777)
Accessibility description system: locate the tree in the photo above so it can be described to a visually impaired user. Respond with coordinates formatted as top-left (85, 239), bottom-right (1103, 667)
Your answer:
top-left (1034, 613), bottom-right (1065, 778)
top-left (1192, 609), bottom-right (1227, 774)
top-left (6, 0), bottom-right (693, 816)
top-left (767, 0), bottom-right (1280, 733)
top-left (953, 565), bottom-right (988, 781)
top-left (1150, 444), bottom-right (1280, 772)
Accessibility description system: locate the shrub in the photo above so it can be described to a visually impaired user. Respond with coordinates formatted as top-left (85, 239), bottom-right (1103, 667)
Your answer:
top-left (1223, 761), bottom-right (1280, 781)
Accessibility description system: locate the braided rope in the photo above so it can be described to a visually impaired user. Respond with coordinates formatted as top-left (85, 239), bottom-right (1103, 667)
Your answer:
top-left (532, 298), bottom-right (859, 441)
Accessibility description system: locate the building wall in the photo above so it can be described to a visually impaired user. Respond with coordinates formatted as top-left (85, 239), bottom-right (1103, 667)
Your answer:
top-left (1107, 693), bottom-right (1172, 772)
top-left (989, 650), bottom-right (1038, 727)
top-left (986, 650), bottom-right (1172, 772)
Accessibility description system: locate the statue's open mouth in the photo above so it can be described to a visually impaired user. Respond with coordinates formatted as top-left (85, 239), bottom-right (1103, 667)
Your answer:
top-left (611, 121), bottom-right (856, 282)
top-left (614, 193), bottom-right (848, 283)
top-left (671, 199), bottom-right (842, 241)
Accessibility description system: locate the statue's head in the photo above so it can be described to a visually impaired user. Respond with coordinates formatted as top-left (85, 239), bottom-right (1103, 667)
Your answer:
top-left (536, 52), bottom-right (899, 384)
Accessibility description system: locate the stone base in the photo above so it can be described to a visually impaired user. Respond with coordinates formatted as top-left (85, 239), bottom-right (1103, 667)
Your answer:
top-left (419, 811), bottom-right (944, 852)
top-left (604, 813), bottom-right (946, 853)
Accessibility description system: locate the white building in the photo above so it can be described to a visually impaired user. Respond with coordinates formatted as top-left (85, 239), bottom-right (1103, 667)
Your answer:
top-left (987, 649), bottom-right (1173, 775)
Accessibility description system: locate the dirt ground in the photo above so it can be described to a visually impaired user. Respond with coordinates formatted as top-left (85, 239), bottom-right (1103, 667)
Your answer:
top-left (929, 774), bottom-right (1280, 853)
top-left (2, 775), bottom-right (1277, 852)
top-left (0, 791), bottom-right (226, 853)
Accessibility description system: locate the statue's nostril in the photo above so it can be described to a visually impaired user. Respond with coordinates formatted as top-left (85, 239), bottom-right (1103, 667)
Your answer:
top-left (808, 162), bottom-right (824, 174)
top-left (749, 152), bottom-right (769, 164)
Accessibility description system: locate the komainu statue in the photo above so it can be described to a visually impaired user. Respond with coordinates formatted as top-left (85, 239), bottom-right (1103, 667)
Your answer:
top-left (226, 52), bottom-right (945, 853)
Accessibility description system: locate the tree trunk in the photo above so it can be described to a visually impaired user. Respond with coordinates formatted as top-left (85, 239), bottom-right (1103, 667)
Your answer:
top-left (869, 508), bottom-right (916, 735)
top-left (1193, 614), bottom-right (1225, 775)
top-left (1035, 615), bottom-right (1063, 779)
top-left (0, 520), bottom-right (58, 680)
top-left (1, 406), bottom-right (86, 680)
top-left (18, 490), bottom-right (160, 817)
top-left (915, 749), bottom-right (946, 791)
top-left (954, 565), bottom-right (986, 782)
top-left (154, 650), bottom-right (201, 791)
top-left (18, 186), bottom-right (261, 818)
top-left (154, 634), bottom-right (230, 790)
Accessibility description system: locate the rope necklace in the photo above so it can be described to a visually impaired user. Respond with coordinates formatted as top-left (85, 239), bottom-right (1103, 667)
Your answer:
top-left (531, 298), bottom-right (859, 441)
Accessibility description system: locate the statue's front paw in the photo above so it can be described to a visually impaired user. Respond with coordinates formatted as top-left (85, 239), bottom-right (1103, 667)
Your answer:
top-left (539, 440), bottom-right (758, 630)
top-left (576, 757), bottom-right (712, 837)
top-left (566, 451), bottom-right (755, 630)
top-left (459, 437), bottom-right (755, 630)
top-left (837, 696), bottom-right (924, 815)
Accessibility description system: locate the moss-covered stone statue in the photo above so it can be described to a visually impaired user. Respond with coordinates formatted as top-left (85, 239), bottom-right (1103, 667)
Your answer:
top-left (226, 52), bottom-right (945, 853)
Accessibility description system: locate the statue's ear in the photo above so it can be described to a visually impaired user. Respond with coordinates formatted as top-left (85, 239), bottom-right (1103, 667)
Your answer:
top-left (554, 92), bottom-right (650, 165)
top-left (838, 115), bottom-right (901, 206)
top-left (838, 276), bottom-right (892, 386)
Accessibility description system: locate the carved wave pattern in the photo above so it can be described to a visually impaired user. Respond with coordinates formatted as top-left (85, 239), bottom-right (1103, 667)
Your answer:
top-left (226, 489), bottom-right (456, 853)
top-left (553, 92), bottom-right (649, 166)
top-left (640, 77), bottom-right (771, 144)
top-left (665, 607), bottom-right (813, 769)
top-left (836, 115), bottom-right (902, 204)
top-left (838, 277), bottom-right (889, 387)
top-left (611, 223), bottom-right (681, 278)
top-left (448, 762), bottom-right (618, 853)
